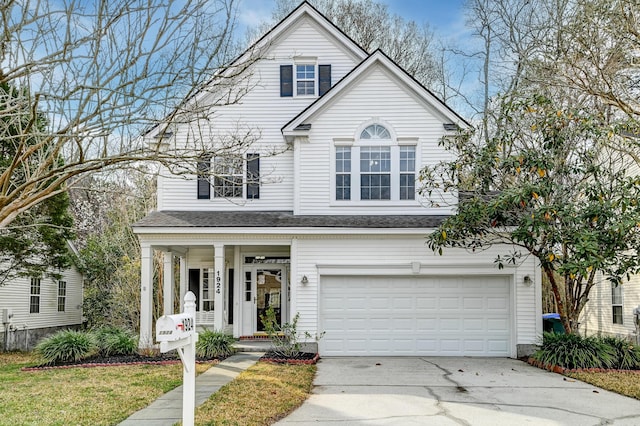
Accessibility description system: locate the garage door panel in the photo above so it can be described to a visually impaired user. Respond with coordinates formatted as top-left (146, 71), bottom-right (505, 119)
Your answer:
top-left (320, 276), bottom-right (511, 356)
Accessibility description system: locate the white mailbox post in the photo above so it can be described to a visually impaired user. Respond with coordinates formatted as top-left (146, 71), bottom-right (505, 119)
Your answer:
top-left (156, 291), bottom-right (199, 426)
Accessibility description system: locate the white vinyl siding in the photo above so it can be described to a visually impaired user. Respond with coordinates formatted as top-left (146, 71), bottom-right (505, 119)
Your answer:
top-left (156, 17), bottom-right (359, 212)
top-left (293, 236), bottom-right (539, 354)
top-left (581, 275), bottom-right (640, 338)
top-left (0, 266), bottom-right (83, 331)
top-left (297, 65), bottom-right (457, 215)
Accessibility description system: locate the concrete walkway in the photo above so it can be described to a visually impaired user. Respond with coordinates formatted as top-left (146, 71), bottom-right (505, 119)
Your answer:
top-left (118, 351), bottom-right (263, 426)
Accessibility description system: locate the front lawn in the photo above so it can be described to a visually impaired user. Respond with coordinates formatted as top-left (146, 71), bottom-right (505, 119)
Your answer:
top-left (0, 352), bottom-right (316, 426)
top-left (0, 352), bottom-right (211, 426)
top-left (567, 371), bottom-right (640, 400)
top-left (195, 362), bottom-right (316, 425)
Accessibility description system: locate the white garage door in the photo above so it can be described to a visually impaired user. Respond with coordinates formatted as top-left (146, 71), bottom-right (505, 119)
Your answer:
top-left (320, 275), bottom-right (511, 356)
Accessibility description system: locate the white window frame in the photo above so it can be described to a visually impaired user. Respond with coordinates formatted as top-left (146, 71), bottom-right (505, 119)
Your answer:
top-left (293, 57), bottom-right (317, 97)
top-left (29, 277), bottom-right (41, 314)
top-left (57, 280), bottom-right (67, 312)
top-left (331, 123), bottom-right (419, 205)
top-left (611, 282), bottom-right (623, 325)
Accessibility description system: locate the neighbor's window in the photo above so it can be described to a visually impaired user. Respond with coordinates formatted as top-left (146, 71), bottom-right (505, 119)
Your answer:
top-left (30, 277), bottom-right (41, 314)
top-left (611, 283), bottom-right (623, 324)
top-left (57, 280), bottom-right (67, 312)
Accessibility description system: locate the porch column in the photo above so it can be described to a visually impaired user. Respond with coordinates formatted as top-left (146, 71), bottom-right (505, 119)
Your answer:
top-left (139, 243), bottom-right (154, 348)
top-left (179, 256), bottom-right (187, 311)
top-left (214, 244), bottom-right (225, 330)
top-left (163, 251), bottom-right (174, 315)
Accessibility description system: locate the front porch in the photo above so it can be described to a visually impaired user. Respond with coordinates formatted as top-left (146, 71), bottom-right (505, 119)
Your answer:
top-left (138, 242), bottom-right (293, 347)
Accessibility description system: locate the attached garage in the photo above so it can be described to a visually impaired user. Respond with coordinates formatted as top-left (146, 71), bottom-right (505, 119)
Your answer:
top-left (319, 275), bottom-right (512, 356)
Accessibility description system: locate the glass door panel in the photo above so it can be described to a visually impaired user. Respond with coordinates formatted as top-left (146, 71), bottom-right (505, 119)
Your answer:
top-left (256, 268), bottom-right (282, 331)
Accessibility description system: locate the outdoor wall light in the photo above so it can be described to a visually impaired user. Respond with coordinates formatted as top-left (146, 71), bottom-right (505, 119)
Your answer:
top-left (301, 275), bottom-right (309, 285)
top-left (523, 275), bottom-right (533, 286)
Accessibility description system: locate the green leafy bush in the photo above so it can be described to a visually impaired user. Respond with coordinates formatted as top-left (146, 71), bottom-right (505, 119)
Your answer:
top-left (36, 330), bottom-right (97, 364)
top-left (601, 336), bottom-right (640, 370)
top-left (532, 332), bottom-right (616, 369)
top-left (260, 306), bottom-right (324, 358)
top-left (195, 329), bottom-right (236, 359)
top-left (94, 326), bottom-right (137, 357)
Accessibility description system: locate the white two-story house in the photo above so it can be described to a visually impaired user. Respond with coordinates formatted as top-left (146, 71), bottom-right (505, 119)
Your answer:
top-left (133, 1), bottom-right (542, 357)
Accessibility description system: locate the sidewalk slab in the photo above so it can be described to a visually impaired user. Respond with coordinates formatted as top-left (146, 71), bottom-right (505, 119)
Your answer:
top-left (118, 351), bottom-right (263, 426)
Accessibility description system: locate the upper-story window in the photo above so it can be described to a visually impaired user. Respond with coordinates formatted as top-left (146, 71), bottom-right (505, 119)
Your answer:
top-left (280, 63), bottom-right (331, 97)
top-left (197, 154), bottom-right (260, 200)
top-left (334, 124), bottom-right (416, 202)
top-left (296, 64), bottom-right (315, 95)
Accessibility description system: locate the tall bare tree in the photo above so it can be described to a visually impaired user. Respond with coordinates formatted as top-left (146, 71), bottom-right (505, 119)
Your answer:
top-left (0, 0), bottom-right (260, 230)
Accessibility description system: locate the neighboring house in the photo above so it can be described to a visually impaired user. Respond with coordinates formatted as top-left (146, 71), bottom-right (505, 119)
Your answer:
top-left (133, 2), bottom-right (542, 357)
top-left (581, 276), bottom-right (640, 343)
top-left (0, 246), bottom-right (84, 351)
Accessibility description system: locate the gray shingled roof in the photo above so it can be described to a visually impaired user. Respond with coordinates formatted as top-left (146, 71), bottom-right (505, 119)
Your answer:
top-left (133, 210), bottom-right (449, 229)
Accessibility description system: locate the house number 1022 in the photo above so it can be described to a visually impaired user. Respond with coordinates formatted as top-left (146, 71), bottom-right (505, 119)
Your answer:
top-left (216, 271), bottom-right (221, 294)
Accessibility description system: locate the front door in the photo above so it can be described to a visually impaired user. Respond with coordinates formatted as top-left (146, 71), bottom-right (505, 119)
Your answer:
top-left (241, 265), bottom-right (287, 335)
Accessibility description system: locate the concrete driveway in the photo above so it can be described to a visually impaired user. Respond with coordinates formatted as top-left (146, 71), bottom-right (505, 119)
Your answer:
top-left (275, 357), bottom-right (640, 425)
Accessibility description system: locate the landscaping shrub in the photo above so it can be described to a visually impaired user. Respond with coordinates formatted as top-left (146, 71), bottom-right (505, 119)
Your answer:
top-left (36, 330), bottom-right (97, 364)
top-left (94, 326), bottom-right (137, 357)
top-left (195, 329), bottom-right (236, 359)
top-left (601, 336), bottom-right (640, 370)
top-left (532, 332), bottom-right (616, 369)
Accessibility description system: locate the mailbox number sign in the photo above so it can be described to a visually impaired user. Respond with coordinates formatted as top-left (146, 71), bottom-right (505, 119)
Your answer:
top-left (178, 317), bottom-right (194, 332)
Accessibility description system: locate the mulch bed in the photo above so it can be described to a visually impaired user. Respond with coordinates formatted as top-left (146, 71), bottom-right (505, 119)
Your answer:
top-left (22, 352), bottom-right (224, 371)
top-left (259, 351), bottom-right (319, 365)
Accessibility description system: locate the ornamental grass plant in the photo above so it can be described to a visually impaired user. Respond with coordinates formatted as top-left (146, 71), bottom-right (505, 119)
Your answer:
top-left (36, 329), bottom-right (97, 364)
top-left (195, 329), bottom-right (236, 359)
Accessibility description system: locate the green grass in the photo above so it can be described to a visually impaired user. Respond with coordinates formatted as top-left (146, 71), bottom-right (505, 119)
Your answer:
top-left (0, 353), bottom-right (316, 426)
top-left (194, 362), bottom-right (316, 426)
top-left (0, 352), bottom-right (211, 426)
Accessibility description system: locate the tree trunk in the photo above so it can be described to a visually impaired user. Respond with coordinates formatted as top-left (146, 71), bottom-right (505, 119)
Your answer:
top-left (543, 265), bottom-right (573, 333)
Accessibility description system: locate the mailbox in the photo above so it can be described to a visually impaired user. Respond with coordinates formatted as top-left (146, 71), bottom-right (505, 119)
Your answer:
top-left (156, 313), bottom-right (195, 342)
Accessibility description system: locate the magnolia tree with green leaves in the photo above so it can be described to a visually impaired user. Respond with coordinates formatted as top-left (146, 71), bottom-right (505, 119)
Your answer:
top-left (421, 94), bottom-right (640, 334)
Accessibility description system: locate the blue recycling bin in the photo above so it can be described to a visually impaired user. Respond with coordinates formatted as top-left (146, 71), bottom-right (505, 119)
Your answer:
top-left (542, 313), bottom-right (565, 334)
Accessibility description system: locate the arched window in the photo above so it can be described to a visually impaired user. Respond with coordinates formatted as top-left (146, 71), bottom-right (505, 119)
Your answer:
top-left (334, 123), bottom-right (416, 202)
top-left (360, 124), bottom-right (391, 140)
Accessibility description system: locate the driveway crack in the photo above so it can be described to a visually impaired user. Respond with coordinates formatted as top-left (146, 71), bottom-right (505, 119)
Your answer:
top-left (420, 358), bottom-right (473, 426)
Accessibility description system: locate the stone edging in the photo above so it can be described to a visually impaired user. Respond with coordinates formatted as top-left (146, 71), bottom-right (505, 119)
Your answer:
top-left (527, 357), bottom-right (640, 374)
top-left (260, 353), bottom-right (320, 365)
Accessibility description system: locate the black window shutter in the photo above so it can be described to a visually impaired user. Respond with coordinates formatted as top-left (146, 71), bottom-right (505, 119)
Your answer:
top-left (197, 156), bottom-right (211, 199)
top-left (247, 153), bottom-right (260, 199)
top-left (319, 64), bottom-right (331, 96)
top-left (280, 65), bottom-right (293, 97)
